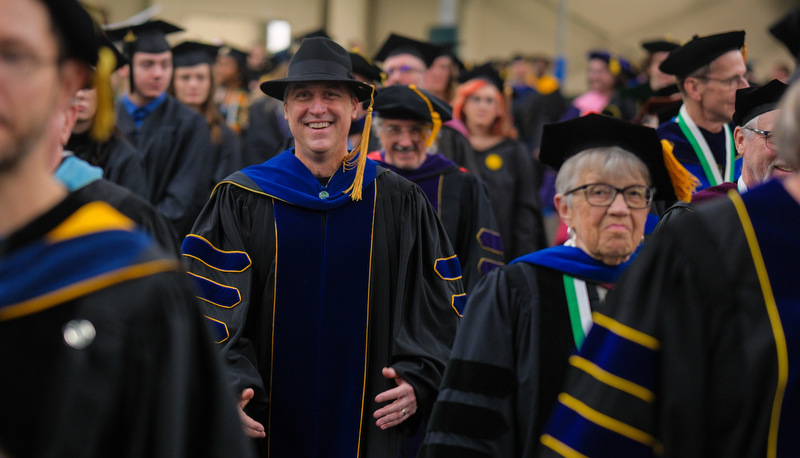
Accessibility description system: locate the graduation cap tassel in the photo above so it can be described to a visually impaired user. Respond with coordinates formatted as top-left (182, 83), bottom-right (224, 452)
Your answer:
top-left (408, 85), bottom-right (441, 148)
top-left (660, 139), bottom-right (700, 202)
top-left (343, 84), bottom-right (376, 201)
top-left (91, 46), bottom-right (117, 142)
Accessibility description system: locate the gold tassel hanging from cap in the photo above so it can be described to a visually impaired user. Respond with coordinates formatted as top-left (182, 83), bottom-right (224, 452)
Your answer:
top-left (660, 139), bottom-right (700, 202)
top-left (408, 84), bottom-right (441, 149)
top-left (741, 43), bottom-right (747, 63)
top-left (90, 46), bottom-right (117, 143)
top-left (343, 84), bottom-right (376, 201)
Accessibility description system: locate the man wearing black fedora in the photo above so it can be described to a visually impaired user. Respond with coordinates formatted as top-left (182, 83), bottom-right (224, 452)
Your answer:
top-left (183, 37), bottom-right (463, 456)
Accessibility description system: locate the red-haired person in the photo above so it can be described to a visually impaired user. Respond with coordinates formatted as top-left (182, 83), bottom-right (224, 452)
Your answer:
top-left (452, 64), bottom-right (546, 261)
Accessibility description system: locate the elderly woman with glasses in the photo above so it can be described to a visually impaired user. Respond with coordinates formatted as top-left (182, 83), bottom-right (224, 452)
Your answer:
top-left (420, 114), bottom-right (694, 458)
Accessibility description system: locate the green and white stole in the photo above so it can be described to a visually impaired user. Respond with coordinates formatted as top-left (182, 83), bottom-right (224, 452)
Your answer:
top-left (563, 274), bottom-right (594, 349)
top-left (676, 105), bottom-right (736, 186)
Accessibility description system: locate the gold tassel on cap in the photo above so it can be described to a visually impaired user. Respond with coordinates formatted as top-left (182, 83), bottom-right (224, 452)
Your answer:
top-left (90, 46), bottom-right (117, 143)
top-left (408, 84), bottom-right (441, 149)
top-left (343, 84), bottom-right (376, 201)
top-left (661, 139), bottom-right (700, 202)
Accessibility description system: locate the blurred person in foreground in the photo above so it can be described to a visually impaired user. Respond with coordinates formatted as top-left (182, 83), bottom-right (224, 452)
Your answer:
top-left (0, 0), bottom-right (251, 456)
top-left (421, 113), bottom-right (690, 458)
top-left (540, 78), bottom-right (800, 458)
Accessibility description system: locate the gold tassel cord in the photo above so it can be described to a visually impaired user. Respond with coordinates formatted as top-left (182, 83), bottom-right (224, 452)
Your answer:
top-left (90, 46), bottom-right (116, 143)
top-left (408, 85), bottom-right (441, 148)
top-left (343, 84), bottom-right (376, 201)
top-left (660, 139), bottom-right (700, 202)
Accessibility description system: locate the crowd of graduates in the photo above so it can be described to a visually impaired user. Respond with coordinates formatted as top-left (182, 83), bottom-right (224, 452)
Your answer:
top-left (4, 0), bottom-right (800, 456)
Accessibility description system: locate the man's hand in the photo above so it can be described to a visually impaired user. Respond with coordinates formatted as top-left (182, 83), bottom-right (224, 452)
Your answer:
top-left (373, 367), bottom-right (417, 430)
top-left (239, 388), bottom-right (266, 438)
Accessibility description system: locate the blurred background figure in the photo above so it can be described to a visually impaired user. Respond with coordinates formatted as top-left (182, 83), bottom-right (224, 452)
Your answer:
top-left (629, 38), bottom-right (682, 128)
top-left (214, 44), bottom-right (250, 136)
top-left (170, 41), bottom-right (242, 186)
top-left (242, 49), bottom-right (294, 166)
top-left (375, 33), bottom-right (480, 180)
top-left (348, 48), bottom-right (384, 152)
top-left (245, 41), bottom-right (268, 92)
top-left (68, 35), bottom-right (147, 198)
top-left (452, 64), bottom-right (547, 261)
top-left (423, 44), bottom-right (464, 105)
top-left (561, 50), bottom-right (637, 121)
top-left (106, 17), bottom-right (215, 239)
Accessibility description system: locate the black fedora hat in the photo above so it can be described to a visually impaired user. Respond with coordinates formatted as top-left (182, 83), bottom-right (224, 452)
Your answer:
top-left (260, 37), bottom-right (373, 102)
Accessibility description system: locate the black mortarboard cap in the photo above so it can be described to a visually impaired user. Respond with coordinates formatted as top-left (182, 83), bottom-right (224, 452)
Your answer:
top-left (659, 31), bottom-right (745, 78)
top-left (770, 7), bottom-right (800, 59)
top-left (105, 19), bottom-right (183, 54)
top-left (217, 45), bottom-right (248, 69)
top-left (293, 29), bottom-right (331, 44)
top-left (457, 62), bottom-right (504, 93)
top-left (588, 50), bottom-right (635, 79)
top-left (172, 41), bottom-right (220, 68)
top-left (41, 0), bottom-right (99, 66)
top-left (350, 49), bottom-right (384, 83)
top-left (733, 79), bottom-right (788, 126)
top-left (373, 85), bottom-right (453, 122)
top-left (260, 37), bottom-right (373, 102)
top-left (263, 48), bottom-right (292, 74)
top-left (540, 114), bottom-right (678, 202)
top-left (40, 1), bottom-right (118, 142)
top-left (641, 39), bottom-right (681, 54)
top-left (271, 49), bottom-right (293, 66)
top-left (437, 42), bottom-right (467, 74)
top-left (373, 33), bottom-right (442, 68)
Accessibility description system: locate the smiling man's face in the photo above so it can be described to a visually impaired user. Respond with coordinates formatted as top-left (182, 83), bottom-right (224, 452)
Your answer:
top-left (284, 82), bottom-right (358, 160)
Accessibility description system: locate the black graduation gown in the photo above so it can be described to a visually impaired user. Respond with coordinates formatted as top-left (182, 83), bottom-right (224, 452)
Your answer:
top-left (515, 88), bottom-right (567, 152)
top-left (436, 124), bottom-right (483, 175)
top-left (73, 179), bottom-right (181, 258)
top-left (241, 96), bottom-right (292, 167)
top-left (212, 121), bottom-right (243, 185)
top-left (183, 151), bottom-right (462, 457)
top-left (67, 131), bottom-right (148, 198)
top-left (116, 94), bottom-right (215, 238)
top-left (421, 245), bottom-right (633, 458)
top-left (540, 180), bottom-right (800, 457)
top-left (472, 138), bottom-right (547, 261)
top-left (370, 152), bottom-right (505, 293)
top-left (0, 193), bottom-right (252, 458)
